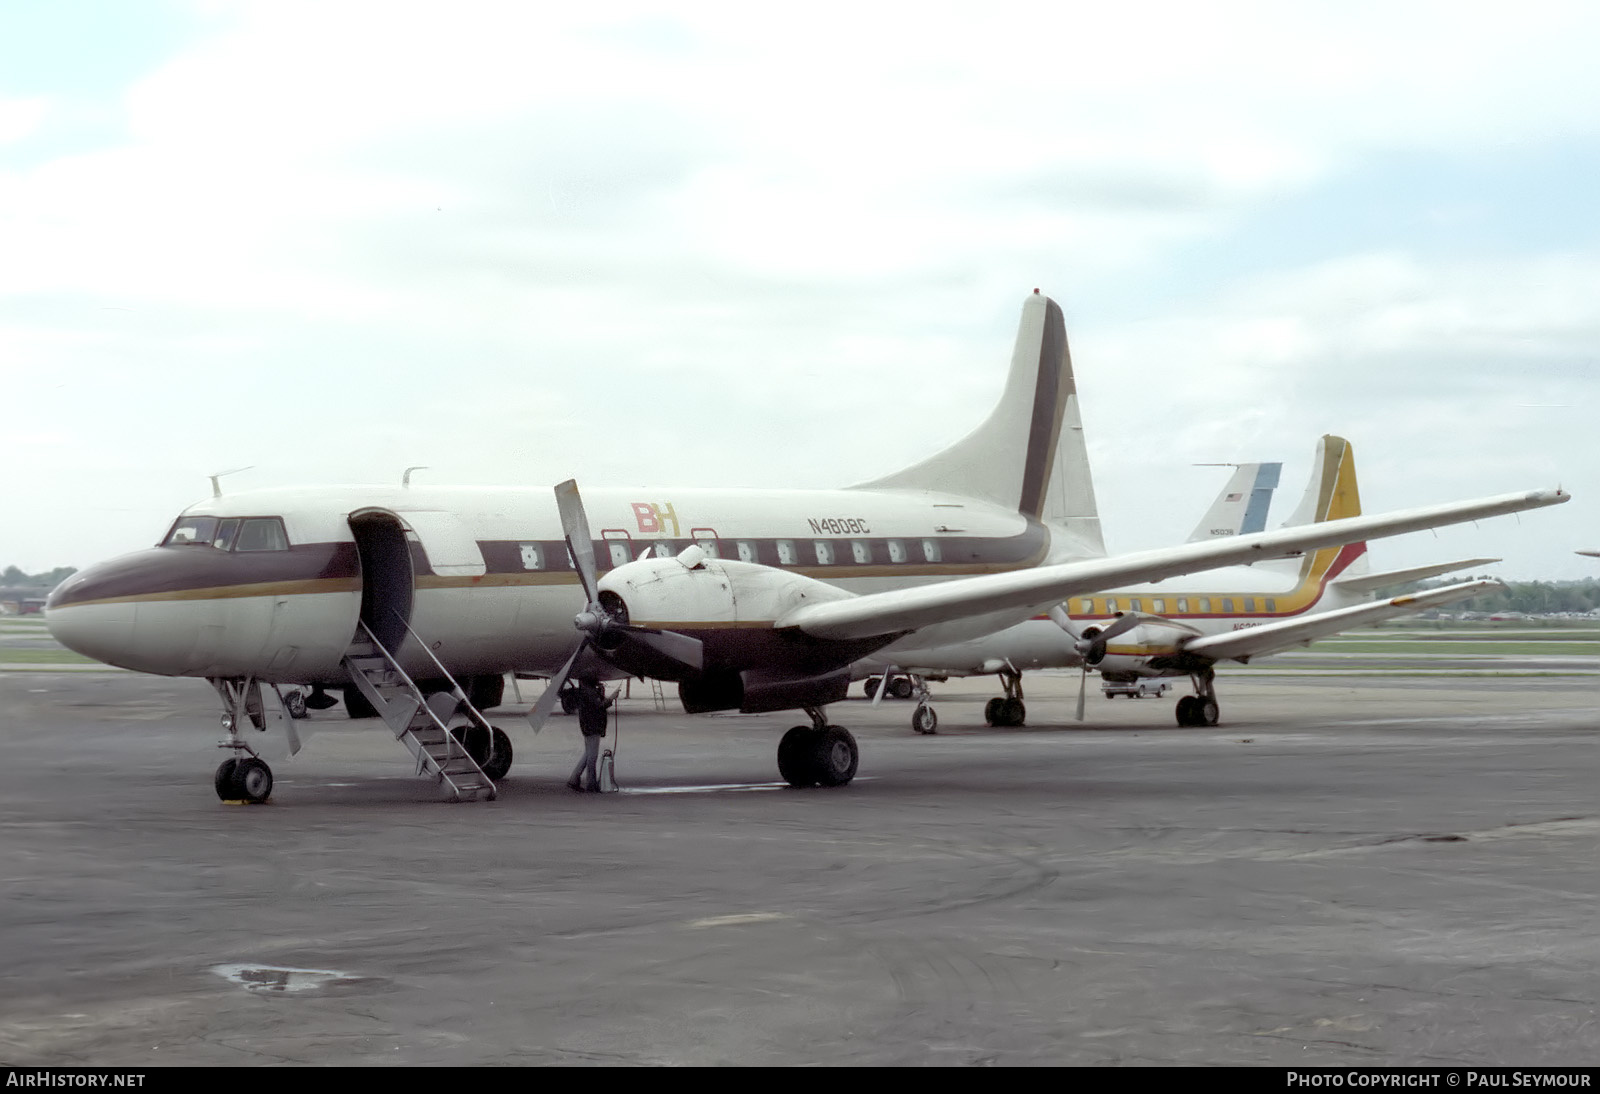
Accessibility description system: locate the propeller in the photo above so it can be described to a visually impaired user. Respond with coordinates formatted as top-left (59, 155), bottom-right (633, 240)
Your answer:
top-left (526, 480), bottom-right (705, 733)
top-left (871, 666), bottom-right (900, 707)
top-left (1050, 606), bottom-right (1145, 722)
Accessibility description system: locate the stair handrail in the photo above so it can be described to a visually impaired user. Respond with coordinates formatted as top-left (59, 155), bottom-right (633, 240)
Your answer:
top-left (387, 609), bottom-right (494, 732)
top-left (353, 619), bottom-right (473, 769)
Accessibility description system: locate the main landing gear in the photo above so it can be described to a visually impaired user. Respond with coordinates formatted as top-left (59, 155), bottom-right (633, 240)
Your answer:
top-left (1175, 668), bottom-right (1220, 727)
top-left (777, 707), bottom-right (859, 788)
top-left (983, 668), bottom-right (1027, 727)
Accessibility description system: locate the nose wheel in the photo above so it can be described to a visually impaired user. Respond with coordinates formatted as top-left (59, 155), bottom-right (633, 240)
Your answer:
top-left (215, 756), bottom-right (273, 803)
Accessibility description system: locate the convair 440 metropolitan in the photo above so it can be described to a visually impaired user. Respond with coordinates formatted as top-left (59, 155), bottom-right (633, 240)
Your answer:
top-left (46, 292), bottom-right (1569, 804)
top-left (862, 434), bottom-right (1504, 731)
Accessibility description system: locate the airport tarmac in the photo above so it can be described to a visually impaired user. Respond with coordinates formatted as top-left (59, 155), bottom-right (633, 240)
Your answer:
top-left (0, 669), bottom-right (1596, 1066)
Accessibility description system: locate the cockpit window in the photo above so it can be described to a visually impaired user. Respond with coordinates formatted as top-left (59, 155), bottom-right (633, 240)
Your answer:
top-left (236, 517), bottom-right (288, 552)
top-left (163, 515), bottom-right (288, 551)
top-left (165, 517), bottom-right (220, 546)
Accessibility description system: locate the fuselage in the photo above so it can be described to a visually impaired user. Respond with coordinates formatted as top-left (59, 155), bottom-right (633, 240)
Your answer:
top-left (46, 483), bottom-right (1101, 684)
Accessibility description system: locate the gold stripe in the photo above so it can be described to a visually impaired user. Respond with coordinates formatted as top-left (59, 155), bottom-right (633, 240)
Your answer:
top-left (57, 578), bottom-right (362, 609)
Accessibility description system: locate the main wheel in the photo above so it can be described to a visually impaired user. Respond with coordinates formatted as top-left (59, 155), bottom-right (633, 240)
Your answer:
top-left (999, 698), bottom-right (1026, 727)
top-left (912, 704), bottom-right (938, 735)
top-left (778, 726), bottom-right (818, 787)
top-left (559, 689), bottom-right (579, 716)
top-left (284, 690), bottom-right (309, 719)
top-left (234, 757), bottom-right (273, 803)
top-left (1175, 695), bottom-right (1198, 726)
top-left (984, 697), bottom-right (1003, 726)
top-left (343, 684), bottom-right (378, 719)
top-left (889, 676), bottom-right (914, 699)
top-left (451, 724), bottom-right (493, 767)
top-left (481, 727), bottom-right (513, 780)
top-left (1197, 697), bottom-right (1220, 726)
top-left (863, 678), bottom-right (880, 699)
top-left (812, 726), bottom-right (859, 787)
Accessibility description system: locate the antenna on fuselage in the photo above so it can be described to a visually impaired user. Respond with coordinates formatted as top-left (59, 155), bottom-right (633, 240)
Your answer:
top-left (403, 466), bottom-right (429, 487)
top-left (208, 466), bottom-right (254, 498)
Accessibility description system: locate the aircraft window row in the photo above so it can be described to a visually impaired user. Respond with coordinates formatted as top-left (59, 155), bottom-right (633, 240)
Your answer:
top-left (164, 516), bottom-right (289, 552)
top-left (1071, 595), bottom-right (1281, 616)
top-left (519, 535), bottom-right (954, 571)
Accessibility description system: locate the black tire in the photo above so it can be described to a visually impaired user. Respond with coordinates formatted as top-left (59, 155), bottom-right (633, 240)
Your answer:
top-left (1198, 698), bottom-right (1220, 726)
top-left (343, 684), bottom-right (378, 720)
top-left (214, 758), bottom-right (240, 801)
top-left (1000, 698), bottom-right (1026, 727)
top-left (778, 726), bottom-right (818, 788)
top-left (481, 727), bottom-right (513, 781)
top-left (912, 704), bottom-right (938, 735)
top-left (889, 676), bottom-right (914, 700)
top-left (234, 757), bottom-right (273, 803)
top-left (284, 690), bottom-right (309, 719)
top-left (467, 674), bottom-right (505, 710)
top-left (984, 697), bottom-right (1003, 726)
top-left (559, 689), bottom-right (579, 716)
top-left (812, 726), bottom-right (859, 787)
top-left (863, 678), bottom-right (880, 699)
top-left (451, 724), bottom-right (493, 767)
top-left (1175, 695), bottom-right (1197, 726)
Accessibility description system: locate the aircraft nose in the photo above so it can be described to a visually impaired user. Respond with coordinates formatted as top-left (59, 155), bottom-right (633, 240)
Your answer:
top-left (45, 561), bottom-right (142, 668)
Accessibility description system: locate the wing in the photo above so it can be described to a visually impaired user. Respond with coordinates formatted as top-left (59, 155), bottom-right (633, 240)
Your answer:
top-left (1177, 579), bottom-right (1500, 663)
top-left (1330, 557), bottom-right (1499, 595)
top-left (777, 488), bottom-right (1567, 641)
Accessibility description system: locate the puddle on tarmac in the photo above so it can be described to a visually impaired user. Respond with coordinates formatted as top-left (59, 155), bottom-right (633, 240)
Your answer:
top-left (211, 963), bottom-right (367, 994)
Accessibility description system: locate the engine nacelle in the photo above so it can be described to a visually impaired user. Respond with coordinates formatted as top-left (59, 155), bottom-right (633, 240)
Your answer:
top-left (1086, 620), bottom-right (1206, 681)
top-left (597, 548), bottom-right (895, 711)
top-left (597, 548), bottom-right (852, 632)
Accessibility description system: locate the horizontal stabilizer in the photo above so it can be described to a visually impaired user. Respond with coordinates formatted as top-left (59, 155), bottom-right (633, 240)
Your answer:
top-left (1332, 558), bottom-right (1500, 595)
top-left (1178, 580), bottom-right (1501, 663)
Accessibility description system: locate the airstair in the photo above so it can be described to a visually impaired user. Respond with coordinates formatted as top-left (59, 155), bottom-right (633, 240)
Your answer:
top-left (341, 617), bottom-right (498, 802)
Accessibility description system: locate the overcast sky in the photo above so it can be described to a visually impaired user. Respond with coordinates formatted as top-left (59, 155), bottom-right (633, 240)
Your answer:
top-left (3, 1), bottom-right (1595, 579)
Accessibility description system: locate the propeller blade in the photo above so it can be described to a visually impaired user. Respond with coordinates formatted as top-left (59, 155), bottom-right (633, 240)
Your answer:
top-left (527, 641), bottom-right (586, 733)
top-left (604, 627), bottom-right (704, 679)
top-left (1047, 604), bottom-right (1074, 633)
top-left (1076, 661), bottom-right (1088, 722)
top-left (555, 479), bottom-right (600, 605)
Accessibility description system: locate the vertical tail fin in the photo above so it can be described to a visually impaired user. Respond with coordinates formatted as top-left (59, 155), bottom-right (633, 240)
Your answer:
top-left (852, 292), bottom-right (1104, 554)
top-left (1185, 462), bottom-right (1283, 543)
top-left (1263, 434), bottom-right (1369, 578)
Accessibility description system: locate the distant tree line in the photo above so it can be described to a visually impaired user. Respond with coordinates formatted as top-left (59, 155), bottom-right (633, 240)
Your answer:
top-left (1, 566), bottom-right (78, 590)
top-left (1387, 577), bottom-right (1600, 616)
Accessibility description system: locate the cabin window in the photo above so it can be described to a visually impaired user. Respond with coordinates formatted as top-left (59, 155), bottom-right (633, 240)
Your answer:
top-left (1153, 598), bottom-right (1166, 614)
top-left (1244, 597), bottom-right (1256, 612)
top-left (1222, 598), bottom-right (1235, 613)
top-left (519, 543), bottom-right (543, 570)
top-left (603, 542), bottom-right (630, 567)
top-left (1176, 598), bottom-right (1189, 613)
top-left (1130, 598), bottom-right (1142, 612)
top-left (776, 540), bottom-right (797, 565)
top-left (1265, 598), bottom-right (1277, 612)
top-left (814, 540), bottom-right (835, 565)
top-left (886, 539), bottom-right (907, 563)
top-left (1106, 599), bottom-right (1118, 614)
top-left (736, 540), bottom-right (757, 563)
top-left (851, 540), bottom-right (872, 564)
top-left (212, 519), bottom-right (241, 550)
top-left (694, 539), bottom-right (719, 559)
top-left (1199, 598), bottom-right (1212, 613)
top-left (921, 539), bottom-right (942, 563)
